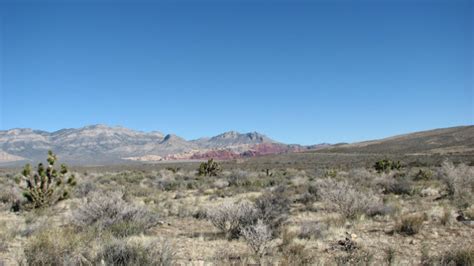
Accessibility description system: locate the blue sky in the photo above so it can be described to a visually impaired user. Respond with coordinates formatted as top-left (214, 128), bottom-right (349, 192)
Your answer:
top-left (0, 0), bottom-right (472, 145)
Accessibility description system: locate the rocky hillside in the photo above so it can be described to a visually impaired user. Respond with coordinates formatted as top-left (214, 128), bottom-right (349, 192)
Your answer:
top-left (0, 125), bottom-right (305, 165)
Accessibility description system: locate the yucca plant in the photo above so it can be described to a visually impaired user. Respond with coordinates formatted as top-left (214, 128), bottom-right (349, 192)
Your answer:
top-left (17, 151), bottom-right (76, 208)
top-left (374, 159), bottom-right (402, 173)
top-left (198, 158), bottom-right (221, 176)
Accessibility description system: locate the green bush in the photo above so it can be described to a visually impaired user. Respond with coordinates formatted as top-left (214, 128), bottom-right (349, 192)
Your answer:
top-left (198, 159), bottom-right (221, 176)
top-left (374, 159), bottom-right (401, 173)
top-left (17, 151), bottom-right (76, 209)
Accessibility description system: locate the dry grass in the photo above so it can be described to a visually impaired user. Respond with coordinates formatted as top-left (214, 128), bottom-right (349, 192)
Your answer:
top-left (395, 213), bottom-right (426, 236)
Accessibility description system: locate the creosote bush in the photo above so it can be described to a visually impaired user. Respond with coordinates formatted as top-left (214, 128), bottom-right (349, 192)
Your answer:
top-left (17, 151), bottom-right (76, 209)
top-left (414, 169), bottom-right (432, 181)
top-left (279, 228), bottom-right (314, 265)
top-left (99, 238), bottom-right (174, 266)
top-left (254, 187), bottom-right (291, 235)
top-left (72, 191), bottom-right (158, 237)
top-left (298, 221), bottom-right (328, 240)
top-left (382, 177), bottom-right (413, 195)
top-left (315, 179), bottom-right (383, 219)
top-left (24, 227), bottom-right (92, 265)
top-left (438, 161), bottom-right (474, 208)
top-left (434, 246), bottom-right (474, 266)
top-left (241, 219), bottom-right (272, 257)
top-left (207, 200), bottom-right (258, 239)
top-left (198, 159), bottom-right (222, 176)
top-left (207, 187), bottom-right (291, 240)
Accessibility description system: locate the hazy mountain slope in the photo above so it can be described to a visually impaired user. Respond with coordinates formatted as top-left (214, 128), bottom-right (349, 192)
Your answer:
top-left (0, 125), bottom-right (284, 164)
top-left (0, 129), bottom-right (52, 160)
top-left (322, 125), bottom-right (474, 155)
top-left (192, 131), bottom-right (275, 148)
top-left (0, 150), bottom-right (25, 163)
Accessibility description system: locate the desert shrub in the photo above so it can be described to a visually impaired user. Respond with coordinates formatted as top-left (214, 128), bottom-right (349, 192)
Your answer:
top-left (374, 159), bottom-right (401, 173)
top-left (434, 246), bottom-right (474, 266)
top-left (385, 247), bottom-right (397, 266)
top-left (263, 168), bottom-right (273, 176)
top-left (440, 207), bottom-right (451, 226)
top-left (24, 227), bottom-right (92, 265)
top-left (98, 238), bottom-right (174, 266)
top-left (395, 213), bottom-right (425, 235)
top-left (241, 219), bottom-right (272, 257)
top-left (324, 168), bottom-right (338, 178)
top-left (254, 187), bottom-right (291, 234)
top-left (315, 179), bottom-right (383, 219)
top-left (227, 170), bottom-right (252, 187)
top-left (382, 178), bottom-right (413, 195)
top-left (298, 221), bottom-right (328, 240)
top-left (198, 159), bottom-right (221, 176)
top-left (212, 179), bottom-right (229, 189)
top-left (16, 151), bottom-right (76, 209)
top-left (438, 161), bottom-right (474, 208)
top-left (334, 249), bottom-right (374, 266)
top-left (72, 191), bottom-right (158, 237)
top-left (207, 200), bottom-right (258, 239)
top-left (165, 167), bottom-right (181, 173)
top-left (414, 169), bottom-right (433, 181)
top-left (306, 183), bottom-right (321, 200)
top-left (0, 220), bottom-right (20, 252)
top-left (74, 180), bottom-right (97, 198)
top-left (465, 206), bottom-right (474, 220)
top-left (279, 228), bottom-right (314, 265)
top-left (145, 170), bottom-right (187, 191)
top-left (347, 168), bottom-right (378, 188)
top-left (0, 185), bottom-right (22, 211)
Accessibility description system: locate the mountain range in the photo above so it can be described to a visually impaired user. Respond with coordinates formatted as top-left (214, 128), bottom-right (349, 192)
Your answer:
top-left (0, 125), bottom-right (318, 165)
top-left (1, 125), bottom-right (472, 166)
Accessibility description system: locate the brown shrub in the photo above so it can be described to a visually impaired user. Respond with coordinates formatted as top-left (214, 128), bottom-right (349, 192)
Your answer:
top-left (395, 213), bottom-right (425, 235)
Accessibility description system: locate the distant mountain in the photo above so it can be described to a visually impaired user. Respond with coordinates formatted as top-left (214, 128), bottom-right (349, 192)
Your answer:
top-left (192, 131), bottom-right (276, 148)
top-left (4, 124), bottom-right (469, 166)
top-left (0, 125), bottom-right (306, 165)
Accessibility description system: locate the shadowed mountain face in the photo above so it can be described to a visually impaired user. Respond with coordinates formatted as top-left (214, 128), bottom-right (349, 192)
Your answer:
top-left (0, 125), bottom-right (302, 165)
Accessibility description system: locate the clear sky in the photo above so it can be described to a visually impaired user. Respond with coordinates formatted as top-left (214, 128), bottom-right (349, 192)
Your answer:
top-left (0, 0), bottom-right (472, 145)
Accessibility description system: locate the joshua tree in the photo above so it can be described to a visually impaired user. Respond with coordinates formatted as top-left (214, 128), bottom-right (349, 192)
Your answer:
top-left (17, 151), bottom-right (76, 208)
top-left (198, 158), bottom-right (221, 176)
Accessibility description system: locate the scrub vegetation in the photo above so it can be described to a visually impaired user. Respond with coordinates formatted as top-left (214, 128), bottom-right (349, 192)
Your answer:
top-left (0, 151), bottom-right (473, 265)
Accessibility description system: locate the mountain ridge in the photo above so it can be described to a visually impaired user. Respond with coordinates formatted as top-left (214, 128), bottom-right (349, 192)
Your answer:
top-left (0, 125), bottom-right (300, 165)
top-left (1, 125), bottom-right (472, 166)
